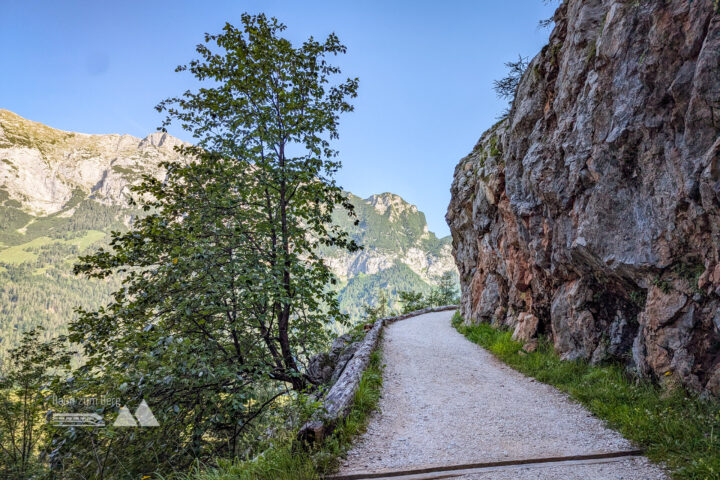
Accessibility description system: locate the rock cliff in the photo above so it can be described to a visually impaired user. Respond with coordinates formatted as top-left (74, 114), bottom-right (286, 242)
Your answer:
top-left (447, 0), bottom-right (720, 395)
top-left (0, 109), bottom-right (184, 215)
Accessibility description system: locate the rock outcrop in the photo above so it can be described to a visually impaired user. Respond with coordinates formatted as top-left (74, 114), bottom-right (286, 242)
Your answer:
top-left (447, 0), bottom-right (720, 395)
top-left (0, 109), bottom-right (186, 216)
top-left (307, 333), bottom-right (360, 386)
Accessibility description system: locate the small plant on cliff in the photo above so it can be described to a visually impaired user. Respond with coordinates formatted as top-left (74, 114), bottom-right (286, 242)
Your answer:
top-left (628, 289), bottom-right (647, 309)
top-left (672, 261), bottom-right (706, 296)
top-left (653, 275), bottom-right (672, 294)
top-left (585, 39), bottom-right (597, 63)
top-left (493, 55), bottom-right (529, 106)
top-left (488, 135), bottom-right (502, 158)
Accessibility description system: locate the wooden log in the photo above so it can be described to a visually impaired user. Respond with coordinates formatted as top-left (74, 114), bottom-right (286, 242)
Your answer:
top-left (297, 305), bottom-right (457, 444)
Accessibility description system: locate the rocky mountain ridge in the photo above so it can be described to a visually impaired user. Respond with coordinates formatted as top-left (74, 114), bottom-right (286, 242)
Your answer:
top-left (325, 192), bottom-right (454, 285)
top-left (0, 110), bottom-right (456, 358)
top-left (447, 0), bottom-right (720, 395)
top-left (0, 110), bottom-right (451, 286)
top-left (0, 109), bottom-right (183, 216)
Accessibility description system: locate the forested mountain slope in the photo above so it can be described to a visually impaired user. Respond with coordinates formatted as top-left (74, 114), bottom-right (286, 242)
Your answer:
top-left (0, 109), bottom-right (456, 359)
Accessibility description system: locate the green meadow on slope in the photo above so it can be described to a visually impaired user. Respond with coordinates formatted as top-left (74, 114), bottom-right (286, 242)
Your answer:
top-left (0, 194), bottom-right (129, 360)
top-left (0, 190), bottom-right (455, 361)
top-left (0, 110), bottom-right (457, 361)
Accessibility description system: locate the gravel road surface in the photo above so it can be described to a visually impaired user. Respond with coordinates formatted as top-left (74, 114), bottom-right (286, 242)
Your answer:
top-left (337, 310), bottom-right (667, 479)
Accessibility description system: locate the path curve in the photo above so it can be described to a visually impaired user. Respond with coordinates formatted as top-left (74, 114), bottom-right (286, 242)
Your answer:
top-left (337, 310), bottom-right (667, 479)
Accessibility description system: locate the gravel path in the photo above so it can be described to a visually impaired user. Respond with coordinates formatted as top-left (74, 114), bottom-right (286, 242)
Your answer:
top-left (337, 310), bottom-right (667, 479)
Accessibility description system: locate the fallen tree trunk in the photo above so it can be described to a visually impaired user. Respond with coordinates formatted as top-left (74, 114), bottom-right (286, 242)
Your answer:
top-left (297, 305), bottom-right (457, 444)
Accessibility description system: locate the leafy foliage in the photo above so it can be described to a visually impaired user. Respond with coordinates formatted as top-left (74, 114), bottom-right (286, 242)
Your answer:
top-left (0, 329), bottom-right (71, 479)
top-left (397, 271), bottom-right (459, 314)
top-left (50, 14), bottom-right (360, 476)
top-left (180, 348), bottom-right (384, 480)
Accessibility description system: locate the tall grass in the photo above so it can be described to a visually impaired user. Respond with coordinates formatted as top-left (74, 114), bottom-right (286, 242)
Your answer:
top-left (452, 312), bottom-right (720, 480)
top-left (175, 348), bottom-right (384, 480)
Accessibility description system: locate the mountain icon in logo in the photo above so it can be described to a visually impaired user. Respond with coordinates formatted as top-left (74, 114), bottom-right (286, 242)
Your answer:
top-left (112, 401), bottom-right (159, 427)
top-left (113, 406), bottom-right (138, 427)
top-left (134, 400), bottom-right (159, 427)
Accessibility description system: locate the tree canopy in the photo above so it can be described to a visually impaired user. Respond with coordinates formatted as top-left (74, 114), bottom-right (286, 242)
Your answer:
top-left (53, 14), bottom-right (360, 473)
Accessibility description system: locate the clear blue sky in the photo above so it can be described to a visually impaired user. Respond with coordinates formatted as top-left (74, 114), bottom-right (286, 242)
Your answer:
top-left (1, 1), bottom-right (556, 237)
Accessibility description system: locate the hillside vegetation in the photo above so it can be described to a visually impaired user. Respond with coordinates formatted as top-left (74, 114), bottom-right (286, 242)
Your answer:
top-left (0, 110), bottom-right (456, 361)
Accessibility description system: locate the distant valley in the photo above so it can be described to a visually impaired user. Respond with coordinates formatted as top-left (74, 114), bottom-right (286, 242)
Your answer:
top-left (0, 109), bottom-right (456, 359)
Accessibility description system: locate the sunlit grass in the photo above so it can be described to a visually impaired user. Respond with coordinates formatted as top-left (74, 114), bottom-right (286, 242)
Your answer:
top-left (67, 229), bottom-right (106, 250)
top-left (451, 312), bottom-right (720, 480)
top-left (0, 236), bottom-right (53, 263)
top-left (0, 230), bottom-right (106, 265)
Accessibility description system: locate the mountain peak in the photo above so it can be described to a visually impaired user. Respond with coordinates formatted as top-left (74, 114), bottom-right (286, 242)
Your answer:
top-left (139, 131), bottom-right (186, 150)
top-left (365, 192), bottom-right (419, 219)
top-left (0, 110), bottom-right (185, 215)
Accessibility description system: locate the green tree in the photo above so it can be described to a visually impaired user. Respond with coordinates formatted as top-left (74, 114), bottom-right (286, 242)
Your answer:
top-left (436, 271), bottom-right (459, 305)
top-left (493, 55), bottom-right (528, 100)
top-left (397, 271), bottom-right (458, 314)
top-left (362, 290), bottom-right (392, 321)
top-left (398, 290), bottom-right (426, 314)
top-left (0, 329), bottom-right (70, 479)
top-left (63, 13), bottom-right (359, 474)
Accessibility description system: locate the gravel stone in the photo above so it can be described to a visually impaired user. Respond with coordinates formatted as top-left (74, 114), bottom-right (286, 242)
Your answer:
top-left (338, 310), bottom-right (668, 479)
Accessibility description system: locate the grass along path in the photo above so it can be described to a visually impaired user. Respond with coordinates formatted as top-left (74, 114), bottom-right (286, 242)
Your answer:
top-left (452, 313), bottom-right (720, 479)
top-left (337, 310), bottom-right (665, 479)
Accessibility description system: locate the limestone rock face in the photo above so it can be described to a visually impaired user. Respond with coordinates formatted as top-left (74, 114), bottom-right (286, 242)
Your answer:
top-left (447, 0), bottom-right (720, 394)
top-left (512, 312), bottom-right (539, 343)
top-left (307, 334), bottom-right (360, 386)
top-left (0, 109), bottom-right (186, 215)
